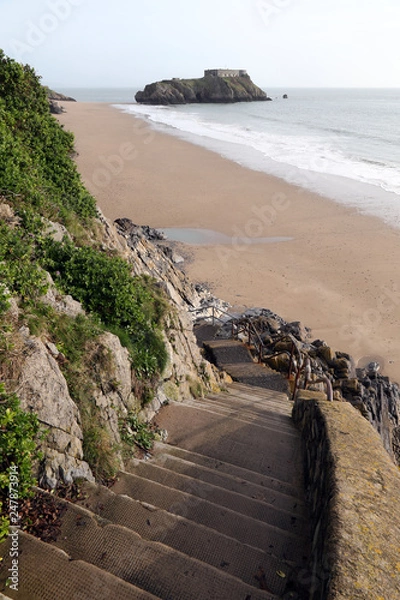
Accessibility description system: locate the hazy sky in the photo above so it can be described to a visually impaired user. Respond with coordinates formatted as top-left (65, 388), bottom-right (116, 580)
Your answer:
top-left (1, 0), bottom-right (399, 89)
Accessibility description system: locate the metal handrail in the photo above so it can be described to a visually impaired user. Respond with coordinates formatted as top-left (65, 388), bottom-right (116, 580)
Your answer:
top-left (191, 303), bottom-right (269, 361)
top-left (291, 356), bottom-right (334, 402)
top-left (192, 302), bottom-right (334, 401)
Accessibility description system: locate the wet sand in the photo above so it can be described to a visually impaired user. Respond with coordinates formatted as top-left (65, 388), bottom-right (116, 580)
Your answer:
top-left (57, 102), bottom-right (400, 382)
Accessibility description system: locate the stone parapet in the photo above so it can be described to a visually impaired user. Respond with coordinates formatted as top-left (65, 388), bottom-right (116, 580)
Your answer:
top-left (293, 391), bottom-right (400, 599)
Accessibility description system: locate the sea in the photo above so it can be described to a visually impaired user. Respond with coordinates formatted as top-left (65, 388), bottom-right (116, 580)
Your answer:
top-left (60, 87), bottom-right (400, 228)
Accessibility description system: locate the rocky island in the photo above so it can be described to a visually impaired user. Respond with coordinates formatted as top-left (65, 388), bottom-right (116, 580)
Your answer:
top-left (135, 69), bottom-right (270, 105)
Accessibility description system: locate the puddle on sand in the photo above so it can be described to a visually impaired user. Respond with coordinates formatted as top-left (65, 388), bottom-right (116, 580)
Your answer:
top-left (159, 228), bottom-right (293, 246)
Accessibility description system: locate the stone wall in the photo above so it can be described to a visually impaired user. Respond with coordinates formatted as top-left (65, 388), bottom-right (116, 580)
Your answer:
top-left (293, 391), bottom-right (400, 599)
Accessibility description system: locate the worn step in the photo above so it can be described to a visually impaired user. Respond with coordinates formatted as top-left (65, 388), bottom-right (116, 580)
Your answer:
top-left (216, 382), bottom-right (291, 403)
top-left (204, 339), bottom-right (255, 365)
top-left (77, 481), bottom-right (295, 595)
top-left (153, 442), bottom-right (302, 499)
top-left (151, 452), bottom-right (306, 514)
top-left (203, 341), bottom-right (289, 393)
top-left (154, 404), bottom-right (304, 485)
top-left (193, 322), bottom-right (220, 347)
top-left (181, 397), bottom-right (297, 436)
top-left (227, 383), bottom-right (294, 407)
top-left (204, 386), bottom-right (292, 412)
top-left (0, 532), bottom-right (160, 600)
top-left (111, 472), bottom-right (306, 561)
top-left (49, 493), bottom-right (278, 600)
top-left (212, 390), bottom-right (293, 416)
top-left (127, 461), bottom-right (308, 535)
top-left (230, 382), bottom-right (290, 401)
top-left (203, 390), bottom-right (292, 415)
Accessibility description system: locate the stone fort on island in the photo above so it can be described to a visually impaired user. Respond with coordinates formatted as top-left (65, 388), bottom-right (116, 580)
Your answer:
top-left (204, 69), bottom-right (248, 78)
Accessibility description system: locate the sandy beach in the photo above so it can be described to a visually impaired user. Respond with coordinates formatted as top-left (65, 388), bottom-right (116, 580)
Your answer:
top-left (58, 102), bottom-right (400, 382)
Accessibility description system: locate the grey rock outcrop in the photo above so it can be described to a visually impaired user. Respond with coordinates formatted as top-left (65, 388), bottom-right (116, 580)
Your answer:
top-left (113, 218), bottom-right (230, 318)
top-left (45, 88), bottom-right (76, 102)
top-left (42, 274), bottom-right (84, 318)
top-left (49, 100), bottom-right (64, 115)
top-left (19, 211), bottom-right (224, 485)
top-left (15, 330), bottom-right (93, 488)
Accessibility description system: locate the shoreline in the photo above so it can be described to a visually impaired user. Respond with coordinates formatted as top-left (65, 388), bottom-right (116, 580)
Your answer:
top-left (57, 102), bottom-right (400, 382)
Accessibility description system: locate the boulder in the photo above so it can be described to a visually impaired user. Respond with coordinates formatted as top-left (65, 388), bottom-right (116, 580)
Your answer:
top-left (15, 332), bottom-right (93, 487)
top-left (317, 344), bottom-right (336, 364)
top-left (48, 100), bottom-right (64, 114)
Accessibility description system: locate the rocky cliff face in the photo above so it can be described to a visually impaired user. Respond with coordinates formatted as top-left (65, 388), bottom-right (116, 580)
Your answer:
top-left (135, 74), bottom-right (270, 105)
top-left (2, 204), bottom-right (225, 488)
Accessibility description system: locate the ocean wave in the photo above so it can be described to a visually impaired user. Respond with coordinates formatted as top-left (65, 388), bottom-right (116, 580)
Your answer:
top-left (116, 101), bottom-right (400, 225)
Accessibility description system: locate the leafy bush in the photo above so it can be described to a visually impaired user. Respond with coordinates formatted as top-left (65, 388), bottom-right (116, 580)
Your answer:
top-left (42, 240), bottom-right (168, 377)
top-left (0, 50), bottom-right (97, 223)
top-left (0, 384), bottom-right (42, 541)
top-left (0, 221), bottom-right (48, 301)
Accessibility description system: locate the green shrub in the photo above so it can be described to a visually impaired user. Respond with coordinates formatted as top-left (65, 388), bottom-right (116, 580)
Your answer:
top-left (0, 222), bottom-right (48, 301)
top-left (120, 414), bottom-right (156, 451)
top-left (42, 239), bottom-right (168, 377)
top-left (0, 50), bottom-right (97, 224)
top-left (0, 384), bottom-right (42, 542)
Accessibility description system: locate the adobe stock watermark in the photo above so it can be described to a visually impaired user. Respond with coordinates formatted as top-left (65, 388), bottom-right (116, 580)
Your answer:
top-left (9, 0), bottom-right (84, 58)
top-left (7, 465), bottom-right (20, 592)
top-left (256, 0), bottom-right (296, 27)
top-left (90, 119), bottom-right (155, 191)
top-left (216, 191), bottom-right (291, 268)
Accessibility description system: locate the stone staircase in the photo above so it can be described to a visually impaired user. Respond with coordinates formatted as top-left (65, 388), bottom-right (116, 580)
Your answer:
top-left (0, 383), bottom-right (311, 599)
top-left (204, 339), bottom-right (289, 393)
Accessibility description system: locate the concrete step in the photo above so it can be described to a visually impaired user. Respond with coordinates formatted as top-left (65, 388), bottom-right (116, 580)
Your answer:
top-left (203, 391), bottom-right (293, 416)
top-left (0, 531), bottom-right (160, 600)
top-left (204, 339), bottom-right (255, 365)
top-left (203, 341), bottom-right (289, 393)
top-left (151, 452), bottom-right (306, 514)
top-left (49, 493), bottom-right (278, 600)
top-left (126, 461), bottom-right (308, 535)
top-left (180, 397), bottom-right (297, 436)
top-left (214, 383), bottom-right (291, 405)
top-left (229, 382), bottom-right (290, 403)
top-left (153, 442), bottom-right (302, 499)
top-left (154, 404), bottom-right (304, 486)
top-left (193, 322), bottom-right (221, 347)
top-left (111, 472), bottom-right (306, 561)
top-left (77, 481), bottom-right (296, 596)
top-left (203, 386), bottom-right (293, 413)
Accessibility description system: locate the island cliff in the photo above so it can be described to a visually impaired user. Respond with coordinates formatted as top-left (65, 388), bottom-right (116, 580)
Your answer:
top-left (135, 71), bottom-right (270, 105)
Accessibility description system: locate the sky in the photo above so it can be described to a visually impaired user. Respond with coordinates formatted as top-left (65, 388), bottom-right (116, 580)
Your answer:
top-left (0, 0), bottom-right (399, 89)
